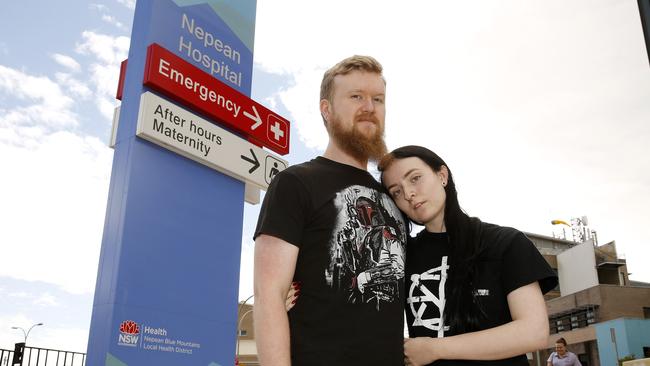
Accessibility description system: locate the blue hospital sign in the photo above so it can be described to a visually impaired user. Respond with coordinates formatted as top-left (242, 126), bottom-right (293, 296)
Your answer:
top-left (85, 1), bottom-right (271, 365)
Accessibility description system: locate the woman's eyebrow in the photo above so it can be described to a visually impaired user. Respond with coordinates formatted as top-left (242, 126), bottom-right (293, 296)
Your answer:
top-left (402, 168), bottom-right (418, 179)
top-left (386, 169), bottom-right (418, 190)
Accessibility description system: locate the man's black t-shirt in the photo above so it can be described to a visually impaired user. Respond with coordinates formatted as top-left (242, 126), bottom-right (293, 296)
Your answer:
top-left (405, 222), bottom-right (558, 366)
top-left (255, 157), bottom-right (408, 366)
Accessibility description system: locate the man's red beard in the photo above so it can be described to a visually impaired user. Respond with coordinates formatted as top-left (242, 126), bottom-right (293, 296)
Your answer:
top-left (328, 112), bottom-right (388, 162)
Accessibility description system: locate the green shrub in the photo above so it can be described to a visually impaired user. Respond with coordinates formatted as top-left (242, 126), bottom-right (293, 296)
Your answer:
top-left (618, 354), bottom-right (636, 366)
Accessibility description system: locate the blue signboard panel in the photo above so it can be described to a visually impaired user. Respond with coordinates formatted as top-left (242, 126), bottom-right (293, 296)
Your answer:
top-left (87, 0), bottom-right (257, 365)
top-left (115, 0), bottom-right (255, 146)
top-left (174, 0), bottom-right (257, 53)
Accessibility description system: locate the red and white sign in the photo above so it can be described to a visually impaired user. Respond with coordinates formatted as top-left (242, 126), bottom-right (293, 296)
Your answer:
top-left (143, 43), bottom-right (290, 155)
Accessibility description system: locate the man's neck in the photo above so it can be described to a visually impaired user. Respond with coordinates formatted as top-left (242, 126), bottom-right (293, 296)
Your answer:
top-left (322, 142), bottom-right (368, 171)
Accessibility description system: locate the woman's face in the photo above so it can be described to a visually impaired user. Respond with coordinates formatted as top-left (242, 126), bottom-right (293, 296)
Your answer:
top-left (382, 156), bottom-right (448, 232)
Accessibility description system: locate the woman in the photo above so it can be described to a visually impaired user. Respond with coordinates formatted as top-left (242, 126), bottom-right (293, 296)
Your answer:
top-left (547, 338), bottom-right (582, 366)
top-left (378, 145), bottom-right (557, 366)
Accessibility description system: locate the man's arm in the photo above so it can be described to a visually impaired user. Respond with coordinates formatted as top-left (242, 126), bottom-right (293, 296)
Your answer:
top-left (254, 234), bottom-right (299, 366)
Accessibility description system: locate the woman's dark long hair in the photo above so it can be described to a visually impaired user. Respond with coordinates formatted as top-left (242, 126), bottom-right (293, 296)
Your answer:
top-left (378, 145), bottom-right (485, 334)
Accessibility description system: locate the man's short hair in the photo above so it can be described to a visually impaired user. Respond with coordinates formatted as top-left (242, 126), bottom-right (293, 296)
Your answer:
top-left (320, 55), bottom-right (384, 103)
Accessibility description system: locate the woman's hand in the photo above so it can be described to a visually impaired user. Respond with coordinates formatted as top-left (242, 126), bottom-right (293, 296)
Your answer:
top-left (285, 281), bottom-right (300, 311)
top-left (404, 337), bottom-right (438, 366)
top-left (403, 282), bottom-right (549, 363)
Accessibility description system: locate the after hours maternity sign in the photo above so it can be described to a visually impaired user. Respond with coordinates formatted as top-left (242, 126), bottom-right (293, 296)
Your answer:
top-left (137, 92), bottom-right (287, 190)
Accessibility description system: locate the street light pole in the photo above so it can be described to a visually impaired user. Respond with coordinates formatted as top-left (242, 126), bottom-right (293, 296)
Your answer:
top-left (238, 294), bottom-right (254, 320)
top-left (236, 309), bottom-right (254, 359)
top-left (236, 295), bottom-right (254, 365)
top-left (11, 323), bottom-right (44, 344)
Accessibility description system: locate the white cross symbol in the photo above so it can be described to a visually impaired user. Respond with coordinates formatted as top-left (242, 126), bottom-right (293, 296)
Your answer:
top-left (408, 256), bottom-right (450, 337)
top-left (269, 121), bottom-right (284, 141)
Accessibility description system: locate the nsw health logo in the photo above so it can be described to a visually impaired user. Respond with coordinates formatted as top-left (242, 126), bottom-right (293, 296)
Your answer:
top-left (118, 320), bottom-right (140, 347)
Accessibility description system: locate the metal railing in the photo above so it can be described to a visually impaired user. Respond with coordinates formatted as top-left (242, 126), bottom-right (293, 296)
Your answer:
top-left (0, 345), bottom-right (85, 366)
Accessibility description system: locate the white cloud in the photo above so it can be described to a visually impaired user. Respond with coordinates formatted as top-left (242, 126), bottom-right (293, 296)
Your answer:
top-left (89, 3), bottom-right (108, 12)
top-left (0, 65), bottom-right (78, 132)
top-left (88, 62), bottom-right (121, 101)
top-left (0, 314), bottom-right (39, 347)
top-left (75, 31), bottom-right (129, 123)
top-left (90, 2), bottom-right (129, 31)
top-left (2, 32), bottom-right (126, 136)
top-left (33, 293), bottom-right (60, 307)
top-left (51, 53), bottom-right (81, 73)
top-left (0, 313), bottom-right (87, 351)
top-left (55, 73), bottom-right (92, 99)
top-left (0, 66), bottom-right (73, 113)
top-left (35, 326), bottom-right (89, 352)
top-left (253, 0), bottom-right (650, 281)
top-left (116, 0), bottom-right (135, 10)
top-left (75, 31), bottom-right (129, 66)
top-left (0, 130), bottom-right (112, 294)
top-left (101, 14), bottom-right (128, 31)
top-left (239, 240), bottom-right (255, 302)
top-left (97, 96), bottom-right (118, 121)
top-left (274, 68), bottom-right (323, 149)
top-left (4, 291), bottom-right (61, 307)
top-left (0, 2), bottom-right (131, 353)
top-left (238, 223), bottom-right (258, 301)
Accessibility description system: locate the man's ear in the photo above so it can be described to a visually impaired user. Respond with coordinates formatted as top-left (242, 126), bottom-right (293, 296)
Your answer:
top-left (320, 99), bottom-right (331, 125)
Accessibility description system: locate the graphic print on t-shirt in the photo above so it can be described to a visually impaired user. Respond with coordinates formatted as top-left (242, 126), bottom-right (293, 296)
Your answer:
top-left (408, 256), bottom-right (450, 337)
top-left (326, 185), bottom-right (406, 310)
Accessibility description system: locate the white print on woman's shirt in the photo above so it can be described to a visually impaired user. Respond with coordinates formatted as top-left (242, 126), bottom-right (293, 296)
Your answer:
top-left (407, 256), bottom-right (450, 337)
top-left (474, 289), bottom-right (489, 296)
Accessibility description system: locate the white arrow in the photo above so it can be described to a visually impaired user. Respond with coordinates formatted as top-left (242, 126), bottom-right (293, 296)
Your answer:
top-left (243, 105), bottom-right (262, 130)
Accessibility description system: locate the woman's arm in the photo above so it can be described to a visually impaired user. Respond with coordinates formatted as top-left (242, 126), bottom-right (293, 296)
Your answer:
top-left (572, 353), bottom-right (582, 366)
top-left (547, 353), bottom-right (555, 366)
top-left (404, 281), bottom-right (549, 366)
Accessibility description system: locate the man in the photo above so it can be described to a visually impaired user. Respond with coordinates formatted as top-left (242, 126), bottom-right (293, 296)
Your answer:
top-left (547, 337), bottom-right (582, 366)
top-left (253, 56), bottom-right (407, 366)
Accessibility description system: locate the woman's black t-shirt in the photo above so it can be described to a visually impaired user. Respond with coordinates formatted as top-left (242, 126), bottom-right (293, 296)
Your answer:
top-left (405, 222), bottom-right (558, 365)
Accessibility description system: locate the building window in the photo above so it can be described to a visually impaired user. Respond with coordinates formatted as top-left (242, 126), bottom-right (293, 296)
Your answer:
top-left (551, 269), bottom-right (560, 292)
top-left (644, 307), bottom-right (650, 319)
top-left (549, 305), bottom-right (598, 334)
top-left (238, 329), bottom-right (248, 336)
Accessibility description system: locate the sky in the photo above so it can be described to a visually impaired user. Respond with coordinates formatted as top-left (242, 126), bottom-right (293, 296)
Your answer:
top-left (1, 0), bottom-right (649, 353)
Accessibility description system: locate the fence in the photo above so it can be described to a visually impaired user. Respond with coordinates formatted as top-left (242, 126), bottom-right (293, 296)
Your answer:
top-left (0, 345), bottom-right (85, 366)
